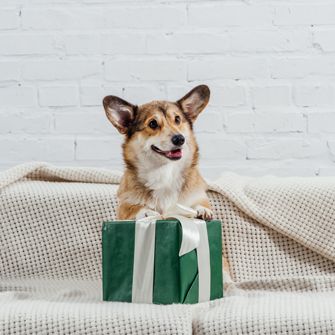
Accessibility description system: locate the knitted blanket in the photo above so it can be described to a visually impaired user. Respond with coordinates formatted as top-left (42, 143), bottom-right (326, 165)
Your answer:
top-left (0, 162), bottom-right (334, 334)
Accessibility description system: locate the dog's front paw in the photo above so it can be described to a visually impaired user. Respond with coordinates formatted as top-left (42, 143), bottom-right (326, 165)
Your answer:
top-left (136, 208), bottom-right (161, 220)
top-left (195, 205), bottom-right (213, 221)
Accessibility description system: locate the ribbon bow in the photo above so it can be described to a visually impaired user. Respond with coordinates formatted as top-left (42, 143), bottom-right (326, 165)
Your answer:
top-left (131, 204), bottom-right (211, 304)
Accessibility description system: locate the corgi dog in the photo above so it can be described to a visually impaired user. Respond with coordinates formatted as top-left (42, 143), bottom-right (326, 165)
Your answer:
top-left (103, 85), bottom-right (213, 221)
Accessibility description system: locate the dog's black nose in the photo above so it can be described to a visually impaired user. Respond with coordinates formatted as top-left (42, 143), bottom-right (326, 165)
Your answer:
top-left (171, 134), bottom-right (185, 146)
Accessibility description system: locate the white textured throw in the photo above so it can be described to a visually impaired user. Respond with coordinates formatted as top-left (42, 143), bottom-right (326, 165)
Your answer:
top-left (0, 162), bottom-right (334, 334)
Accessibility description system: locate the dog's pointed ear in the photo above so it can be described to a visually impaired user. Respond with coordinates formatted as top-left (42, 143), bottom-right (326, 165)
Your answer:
top-left (177, 85), bottom-right (210, 122)
top-left (103, 96), bottom-right (136, 134)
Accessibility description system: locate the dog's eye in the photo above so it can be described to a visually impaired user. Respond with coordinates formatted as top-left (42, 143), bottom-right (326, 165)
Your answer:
top-left (149, 119), bottom-right (158, 129)
top-left (175, 116), bottom-right (181, 125)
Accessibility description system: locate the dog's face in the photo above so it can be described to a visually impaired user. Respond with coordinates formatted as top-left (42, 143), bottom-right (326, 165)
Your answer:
top-left (103, 85), bottom-right (210, 167)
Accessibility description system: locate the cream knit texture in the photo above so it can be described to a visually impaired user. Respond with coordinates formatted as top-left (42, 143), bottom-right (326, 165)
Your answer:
top-left (0, 162), bottom-right (334, 334)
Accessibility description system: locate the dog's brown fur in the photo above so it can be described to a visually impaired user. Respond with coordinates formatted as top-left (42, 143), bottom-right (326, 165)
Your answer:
top-left (103, 85), bottom-right (212, 220)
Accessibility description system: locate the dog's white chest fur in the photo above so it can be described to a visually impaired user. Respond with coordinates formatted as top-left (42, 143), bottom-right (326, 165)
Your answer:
top-left (139, 162), bottom-right (184, 213)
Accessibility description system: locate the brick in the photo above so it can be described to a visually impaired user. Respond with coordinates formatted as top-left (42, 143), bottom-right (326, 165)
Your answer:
top-left (188, 58), bottom-right (268, 80)
top-left (122, 86), bottom-right (166, 104)
top-left (167, 85), bottom-right (246, 108)
top-left (22, 60), bottom-right (101, 80)
top-left (319, 166), bottom-right (335, 175)
top-left (189, 4), bottom-right (273, 27)
top-left (75, 137), bottom-right (123, 161)
top-left (226, 112), bottom-right (305, 133)
top-left (270, 57), bottom-right (335, 79)
top-left (22, 8), bottom-right (105, 30)
top-left (102, 33), bottom-right (146, 54)
top-left (80, 86), bottom-right (123, 107)
top-left (105, 60), bottom-right (186, 81)
top-left (147, 32), bottom-right (230, 54)
top-left (313, 30), bottom-right (335, 52)
top-left (220, 86), bottom-right (246, 107)
top-left (197, 135), bottom-right (246, 160)
top-left (270, 58), bottom-right (311, 79)
top-left (23, 6), bottom-right (185, 30)
top-left (274, 5), bottom-right (335, 26)
top-left (294, 85), bottom-right (334, 107)
top-left (46, 138), bottom-right (75, 162)
top-left (0, 35), bottom-right (54, 55)
top-left (252, 86), bottom-right (291, 107)
top-left (0, 9), bottom-right (19, 30)
top-left (0, 86), bottom-right (37, 107)
top-left (54, 112), bottom-right (112, 134)
top-left (39, 86), bottom-right (79, 107)
top-left (63, 34), bottom-right (101, 55)
top-left (247, 138), bottom-right (326, 160)
top-left (0, 137), bottom-right (44, 161)
top-left (194, 111), bottom-right (223, 133)
top-left (0, 111), bottom-right (50, 134)
top-left (308, 113), bottom-right (335, 133)
top-left (230, 30), bottom-right (310, 52)
top-left (103, 6), bottom-right (186, 29)
top-left (0, 62), bottom-right (20, 81)
top-left (0, 136), bottom-right (74, 162)
top-left (81, 87), bottom-right (106, 107)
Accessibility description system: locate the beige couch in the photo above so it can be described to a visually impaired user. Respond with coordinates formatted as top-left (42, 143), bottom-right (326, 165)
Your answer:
top-left (0, 163), bottom-right (334, 334)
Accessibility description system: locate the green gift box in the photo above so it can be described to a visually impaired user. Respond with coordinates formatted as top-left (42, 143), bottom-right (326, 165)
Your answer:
top-left (102, 219), bottom-right (223, 304)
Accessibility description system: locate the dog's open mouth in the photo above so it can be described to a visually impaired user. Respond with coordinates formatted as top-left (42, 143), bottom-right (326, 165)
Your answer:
top-left (151, 145), bottom-right (183, 160)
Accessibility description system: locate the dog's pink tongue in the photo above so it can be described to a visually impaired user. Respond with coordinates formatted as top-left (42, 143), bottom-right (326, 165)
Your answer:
top-left (167, 149), bottom-right (182, 159)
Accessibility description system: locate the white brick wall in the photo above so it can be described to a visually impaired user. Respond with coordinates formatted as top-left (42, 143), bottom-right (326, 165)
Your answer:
top-left (1, 0), bottom-right (335, 179)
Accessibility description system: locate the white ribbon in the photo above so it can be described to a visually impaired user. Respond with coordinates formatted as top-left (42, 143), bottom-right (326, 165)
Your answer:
top-left (131, 204), bottom-right (211, 303)
top-left (132, 216), bottom-right (156, 303)
top-left (194, 219), bottom-right (211, 302)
